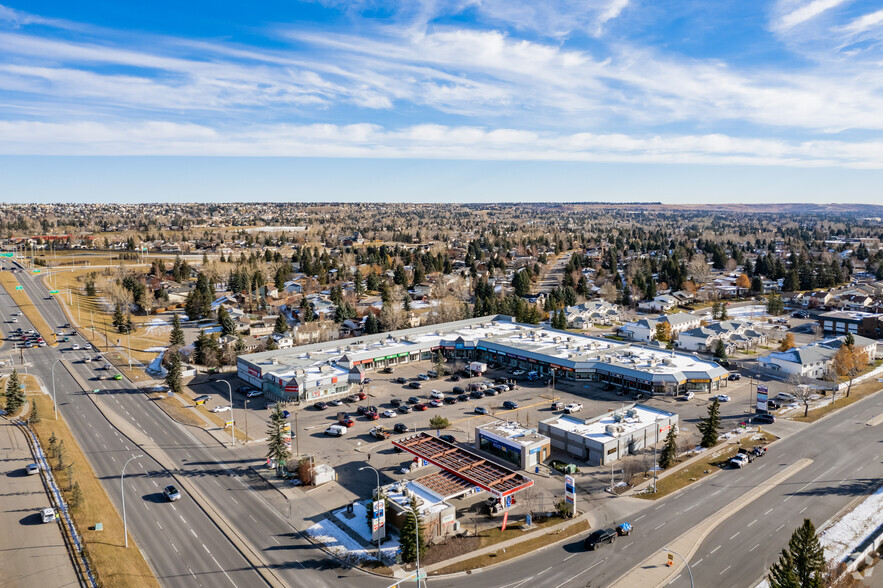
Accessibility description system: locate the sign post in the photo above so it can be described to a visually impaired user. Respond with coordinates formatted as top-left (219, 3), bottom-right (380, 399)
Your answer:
top-left (371, 499), bottom-right (386, 550)
top-left (564, 474), bottom-right (576, 516)
top-left (756, 384), bottom-right (768, 413)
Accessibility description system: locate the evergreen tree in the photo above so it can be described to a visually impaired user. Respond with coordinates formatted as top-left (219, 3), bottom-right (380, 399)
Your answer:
top-left (234, 336), bottom-right (246, 354)
top-left (768, 519), bottom-right (825, 588)
top-left (193, 330), bottom-right (209, 365)
top-left (399, 500), bottom-right (427, 563)
top-left (714, 339), bottom-right (727, 360)
top-left (112, 302), bottom-right (126, 332)
top-left (4, 369), bottom-right (25, 413)
top-left (165, 351), bottom-right (183, 394)
top-left (218, 306), bottom-right (237, 336)
top-left (766, 293), bottom-right (785, 316)
top-left (711, 301), bottom-right (721, 320)
top-left (364, 314), bottom-right (379, 334)
top-left (266, 405), bottom-right (292, 476)
top-left (433, 352), bottom-right (446, 378)
top-left (169, 313), bottom-right (185, 346)
top-left (719, 303), bottom-right (728, 321)
top-left (697, 399), bottom-right (722, 448)
top-left (69, 481), bottom-right (84, 510)
top-left (274, 313), bottom-right (289, 335)
top-left (658, 425), bottom-right (678, 469)
top-left (29, 399), bottom-right (40, 424)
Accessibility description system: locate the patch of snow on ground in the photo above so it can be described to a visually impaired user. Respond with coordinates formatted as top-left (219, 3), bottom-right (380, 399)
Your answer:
top-left (820, 484), bottom-right (883, 565)
top-left (146, 351), bottom-right (167, 377)
top-left (305, 517), bottom-right (400, 565)
top-left (145, 346), bottom-right (167, 352)
top-left (204, 326), bottom-right (222, 334)
top-left (333, 501), bottom-right (373, 543)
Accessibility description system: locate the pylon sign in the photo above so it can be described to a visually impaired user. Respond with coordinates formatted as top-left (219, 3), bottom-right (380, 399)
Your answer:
top-left (564, 474), bottom-right (575, 505)
top-left (371, 499), bottom-right (386, 542)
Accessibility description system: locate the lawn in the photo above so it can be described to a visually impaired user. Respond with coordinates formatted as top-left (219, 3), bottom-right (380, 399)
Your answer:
top-left (792, 379), bottom-right (883, 423)
top-left (429, 519), bottom-right (590, 575)
top-left (635, 432), bottom-right (777, 500)
top-left (0, 272), bottom-right (58, 345)
top-left (27, 393), bottom-right (159, 588)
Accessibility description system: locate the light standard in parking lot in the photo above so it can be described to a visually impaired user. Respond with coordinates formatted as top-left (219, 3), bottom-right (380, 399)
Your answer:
top-left (121, 454), bottom-right (143, 548)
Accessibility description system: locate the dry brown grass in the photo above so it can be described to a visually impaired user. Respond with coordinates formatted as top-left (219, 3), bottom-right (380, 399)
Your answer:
top-left (430, 519), bottom-right (590, 575)
top-left (28, 393), bottom-right (159, 588)
top-left (0, 272), bottom-right (58, 345)
top-left (792, 380), bottom-right (883, 423)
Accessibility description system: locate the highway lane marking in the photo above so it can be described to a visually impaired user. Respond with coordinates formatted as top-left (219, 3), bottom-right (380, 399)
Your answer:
top-left (248, 514), bottom-right (257, 523)
top-left (188, 568), bottom-right (196, 580)
top-left (672, 493), bottom-right (683, 500)
top-left (711, 489), bottom-right (722, 496)
top-left (764, 508), bottom-right (774, 515)
top-left (634, 515), bottom-right (645, 521)
top-left (271, 536), bottom-right (280, 544)
top-left (211, 555), bottom-right (240, 588)
top-left (552, 559), bottom-right (604, 588)
top-left (800, 506), bottom-right (808, 513)
top-left (170, 541), bottom-right (178, 553)
top-left (110, 455), bottom-right (116, 463)
top-left (720, 565), bottom-right (732, 575)
top-left (214, 479), bottom-right (221, 487)
top-left (229, 496), bottom-right (239, 504)
top-left (750, 544), bottom-right (760, 552)
top-left (747, 519), bottom-right (757, 527)
top-left (654, 504), bottom-right (665, 510)
top-left (682, 504), bottom-right (696, 513)
top-left (693, 558), bottom-right (703, 566)
top-left (654, 523), bottom-right (666, 531)
top-left (156, 520), bottom-right (163, 530)
top-left (203, 543), bottom-right (210, 554)
top-left (190, 528), bottom-right (198, 538)
top-left (170, 504), bottom-right (176, 511)
top-left (856, 465), bottom-right (864, 472)
top-left (668, 574), bottom-right (682, 585)
top-left (563, 554), bottom-right (577, 561)
top-left (539, 567), bottom-right (552, 575)
top-left (757, 463), bottom-right (767, 470)
top-left (776, 524), bottom-right (785, 532)
top-left (729, 532), bottom-right (740, 540)
top-left (709, 545), bottom-right (721, 555)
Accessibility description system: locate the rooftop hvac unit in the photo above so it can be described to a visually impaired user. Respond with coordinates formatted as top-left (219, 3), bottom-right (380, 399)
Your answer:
top-left (612, 414), bottom-right (623, 423)
top-left (605, 424), bottom-right (623, 436)
top-left (626, 409), bottom-right (637, 418)
top-left (271, 358), bottom-right (278, 365)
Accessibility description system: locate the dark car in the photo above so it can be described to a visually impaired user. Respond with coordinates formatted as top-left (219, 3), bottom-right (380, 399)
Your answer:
top-left (752, 414), bottom-right (776, 424)
top-left (495, 377), bottom-right (508, 384)
top-left (314, 401), bottom-right (329, 410)
top-left (408, 382), bottom-right (422, 389)
top-left (394, 423), bottom-right (410, 433)
top-left (584, 529), bottom-right (617, 550)
top-left (603, 383), bottom-right (616, 391)
top-left (453, 386), bottom-right (465, 394)
top-left (766, 400), bottom-right (781, 410)
top-left (727, 373), bottom-right (742, 381)
top-left (398, 405), bottom-right (412, 414)
top-left (502, 400), bottom-right (519, 410)
top-left (356, 405), bottom-right (369, 415)
top-left (470, 390), bottom-right (485, 399)
top-left (457, 393), bottom-right (470, 402)
top-left (367, 405), bottom-right (379, 413)
top-left (390, 398), bottom-right (403, 407)
top-left (450, 374), bottom-right (461, 382)
top-left (484, 388), bottom-right (499, 396)
top-left (395, 377), bottom-right (407, 384)
top-left (382, 367), bottom-right (394, 374)
top-left (443, 396), bottom-right (458, 405)
top-left (408, 396), bottom-right (420, 404)
top-left (413, 403), bottom-right (428, 411)
top-left (439, 434), bottom-right (456, 444)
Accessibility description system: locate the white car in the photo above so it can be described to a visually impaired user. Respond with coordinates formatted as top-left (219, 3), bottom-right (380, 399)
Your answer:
top-left (84, 344), bottom-right (92, 351)
top-left (210, 405), bottom-right (232, 413)
top-left (417, 373), bottom-right (430, 381)
top-left (729, 454), bottom-right (749, 468)
top-left (41, 507), bottom-right (57, 523)
top-left (713, 395), bottom-right (731, 403)
top-left (680, 391), bottom-right (695, 401)
top-left (72, 344), bottom-right (80, 350)
top-left (246, 389), bottom-right (263, 398)
top-left (430, 390), bottom-right (445, 399)
top-left (324, 424), bottom-right (347, 436)
top-left (564, 403), bottom-right (583, 414)
top-left (512, 370), bottom-right (526, 376)
top-left (26, 463), bottom-right (40, 475)
top-left (381, 409), bottom-right (397, 418)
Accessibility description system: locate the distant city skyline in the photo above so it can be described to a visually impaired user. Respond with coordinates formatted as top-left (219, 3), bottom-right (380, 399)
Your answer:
top-left (1, 1), bottom-right (883, 202)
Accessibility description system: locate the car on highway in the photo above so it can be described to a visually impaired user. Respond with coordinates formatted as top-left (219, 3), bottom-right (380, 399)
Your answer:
top-left (584, 529), bottom-right (616, 550)
top-left (324, 424), bottom-right (347, 436)
top-left (564, 403), bottom-right (583, 414)
top-left (430, 390), bottom-right (445, 399)
top-left (394, 423), bottom-right (410, 434)
top-left (112, 374), bottom-right (122, 380)
top-left (210, 405), bottom-right (231, 413)
top-left (163, 485), bottom-right (181, 501)
top-left (502, 400), bottom-right (519, 410)
top-left (41, 507), bottom-right (57, 524)
top-left (246, 389), bottom-right (263, 398)
top-left (83, 356), bottom-right (92, 363)
top-left (84, 344), bottom-right (92, 351)
top-left (193, 395), bottom-right (211, 405)
top-left (474, 406), bottom-right (489, 415)
top-left (26, 463), bottom-right (40, 475)
top-left (382, 409), bottom-right (397, 418)
top-left (729, 454), bottom-right (750, 469)
top-left (752, 414), bottom-right (776, 424)
top-left (712, 394), bottom-right (731, 402)
top-left (72, 344), bottom-right (80, 350)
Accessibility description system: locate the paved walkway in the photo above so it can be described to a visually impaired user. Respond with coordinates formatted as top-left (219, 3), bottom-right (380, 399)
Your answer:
top-left (0, 419), bottom-right (79, 588)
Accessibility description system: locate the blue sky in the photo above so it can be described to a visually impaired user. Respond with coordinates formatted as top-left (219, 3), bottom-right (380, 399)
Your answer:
top-left (2, 1), bottom-right (883, 203)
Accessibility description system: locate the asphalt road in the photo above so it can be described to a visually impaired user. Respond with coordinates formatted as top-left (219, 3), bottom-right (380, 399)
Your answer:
top-left (5, 262), bottom-right (882, 588)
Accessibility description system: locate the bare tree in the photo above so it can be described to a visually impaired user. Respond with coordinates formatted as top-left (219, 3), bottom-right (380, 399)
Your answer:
top-left (788, 373), bottom-right (817, 417)
top-left (688, 256), bottom-right (711, 285)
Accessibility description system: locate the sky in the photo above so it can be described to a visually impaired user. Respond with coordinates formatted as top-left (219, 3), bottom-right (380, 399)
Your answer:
top-left (1, 0), bottom-right (883, 203)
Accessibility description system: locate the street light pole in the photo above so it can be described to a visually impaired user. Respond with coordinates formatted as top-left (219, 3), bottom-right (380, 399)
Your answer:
top-left (653, 414), bottom-right (664, 493)
top-left (359, 465), bottom-right (382, 561)
top-left (121, 454), bottom-right (143, 548)
top-left (50, 359), bottom-right (61, 420)
top-left (212, 379), bottom-right (235, 448)
top-left (397, 506), bottom-right (424, 588)
top-left (661, 547), bottom-right (694, 588)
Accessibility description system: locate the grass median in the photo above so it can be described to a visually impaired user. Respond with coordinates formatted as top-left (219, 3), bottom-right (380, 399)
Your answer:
top-left (27, 392), bottom-right (159, 588)
top-left (0, 272), bottom-right (58, 345)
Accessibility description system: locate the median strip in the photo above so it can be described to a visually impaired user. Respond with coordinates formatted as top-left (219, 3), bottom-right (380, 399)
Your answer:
top-left (0, 272), bottom-right (58, 345)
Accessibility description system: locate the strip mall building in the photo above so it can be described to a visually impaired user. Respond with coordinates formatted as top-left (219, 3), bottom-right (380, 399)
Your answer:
top-left (237, 315), bottom-right (730, 405)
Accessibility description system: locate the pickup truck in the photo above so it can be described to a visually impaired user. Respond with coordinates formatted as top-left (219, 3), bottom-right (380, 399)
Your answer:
top-left (370, 426), bottom-right (391, 440)
top-left (564, 403), bottom-right (583, 414)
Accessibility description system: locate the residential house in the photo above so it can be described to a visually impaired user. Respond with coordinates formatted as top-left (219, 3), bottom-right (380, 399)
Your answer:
top-left (564, 300), bottom-right (623, 329)
top-left (618, 313), bottom-right (701, 342)
top-left (638, 295), bottom-right (678, 313)
top-left (757, 335), bottom-right (878, 379)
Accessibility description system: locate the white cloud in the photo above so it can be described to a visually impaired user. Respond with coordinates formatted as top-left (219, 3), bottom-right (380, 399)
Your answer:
top-left (837, 8), bottom-right (883, 35)
top-left (774, 0), bottom-right (850, 31)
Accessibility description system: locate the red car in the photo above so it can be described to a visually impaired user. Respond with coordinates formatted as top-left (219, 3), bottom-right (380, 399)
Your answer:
top-left (357, 391), bottom-right (368, 400)
top-left (340, 418), bottom-right (355, 427)
top-left (364, 411), bottom-right (380, 420)
top-left (413, 403), bottom-right (429, 411)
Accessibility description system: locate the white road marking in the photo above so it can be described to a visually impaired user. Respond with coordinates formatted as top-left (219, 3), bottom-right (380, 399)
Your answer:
top-left (668, 574), bottom-right (682, 585)
top-left (747, 519), bottom-right (757, 527)
top-left (709, 545), bottom-right (721, 555)
top-left (757, 463), bottom-right (767, 470)
top-left (682, 504), bottom-right (696, 513)
top-left (156, 521), bottom-right (163, 530)
top-left (776, 524), bottom-right (785, 532)
top-left (190, 528), bottom-right (198, 538)
top-left (248, 514), bottom-right (257, 523)
top-left (800, 506), bottom-right (808, 513)
top-left (750, 543), bottom-right (760, 552)
top-left (188, 568), bottom-right (196, 580)
top-left (229, 496), bottom-right (239, 504)
top-left (655, 504), bottom-right (665, 510)
top-left (271, 536), bottom-right (280, 545)
top-left (211, 555), bottom-right (239, 588)
top-left (764, 508), bottom-right (774, 515)
top-left (720, 565), bottom-right (732, 575)
top-left (694, 558), bottom-right (703, 567)
top-left (170, 541), bottom-right (178, 553)
top-left (170, 504), bottom-right (176, 511)
top-left (711, 489), bottom-right (722, 496)
top-left (634, 514), bottom-right (645, 521)
top-left (654, 523), bottom-right (666, 530)
top-left (203, 543), bottom-right (210, 554)
top-left (729, 532), bottom-right (740, 540)
top-left (110, 455), bottom-right (116, 463)
top-left (214, 479), bottom-right (222, 487)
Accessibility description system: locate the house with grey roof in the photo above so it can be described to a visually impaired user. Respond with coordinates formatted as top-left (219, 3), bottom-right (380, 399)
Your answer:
top-left (758, 335), bottom-right (877, 379)
top-left (676, 320), bottom-right (767, 353)
top-left (564, 300), bottom-right (623, 329)
top-left (619, 313), bottom-right (702, 342)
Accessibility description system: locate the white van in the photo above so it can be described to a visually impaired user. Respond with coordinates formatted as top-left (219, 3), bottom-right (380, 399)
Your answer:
top-left (775, 392), bottom-right (796, 402)
top-left (324, 424), bottom-right (347, 436)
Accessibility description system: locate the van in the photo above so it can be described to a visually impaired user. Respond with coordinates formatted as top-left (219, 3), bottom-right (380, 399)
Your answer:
top-left (527, 371), bottom-right (540, 381)
top-left (427, 369), bottom-right (438, 378)
top-left (551, 401), bottom-right (565, 410)
top-left (775, 392), bottom-right (796, 402)
top-left (325, 424), bottom-right (347, 436)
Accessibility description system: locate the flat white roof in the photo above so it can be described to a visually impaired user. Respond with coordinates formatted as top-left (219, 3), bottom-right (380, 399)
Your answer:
top-left (544, 404), bottom-right (675, 444)
top-left (477, 421), bottom-right (548, 448)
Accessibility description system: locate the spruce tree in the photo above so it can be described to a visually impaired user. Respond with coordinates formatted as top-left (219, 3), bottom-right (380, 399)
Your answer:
top-left (169, 313), bottom-right (185, 346)
top-left (697, 398), bottom-right (722, 448)
top-left (768, 519), bottom-right (825, 588)
top-left (266, 405), bottom-right (291, 476)
top-left (29, 399), bottom-right (40, 424)
top-left (274, 313), bottom-right (288, 335)
top-left (165, 351), bottom-right (183, 394)
top-left (399, 499), bottom-right (427, 563)
top-left (714, 339), bottom-right (727, 360)
top-left (4, 369), bottom-right (25, 413)
top-left (193, 330), bottom-right (208, 365)
top-left (658, 425), bottom-right (678, 469)
top-left (218, 306), bottom-right (237, 336)
top-left (69, 481), bottom-right (84, 510)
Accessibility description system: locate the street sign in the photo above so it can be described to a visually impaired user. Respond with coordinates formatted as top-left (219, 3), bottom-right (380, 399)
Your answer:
top-left (32, 269), bottom-right (40, 273)
top-left (371, 499), bottom-right (386, 541)
top-left (15, 286), bottom-right (23, 291)
top-left (564, 474), bottom-right (575, 505)
top-left (0, 252), bottom-right (13, 257)
top-left (224, 420), bottom-right (235, 429)
top-left (49, 290), bottom-right (59, 294)
top-left (756, 384), bottom-right (768, 413)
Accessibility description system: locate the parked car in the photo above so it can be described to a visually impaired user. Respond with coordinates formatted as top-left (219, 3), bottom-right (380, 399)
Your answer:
top-left (246, 389), bottom-right (263, 398)
top-left (408, 382), bottom-right (422, 389)
top-left (265, 401), bottom-right (278, 410)
top-left (453, 386), bottom-right (465, 394)
top-left (395, 377), bottom-right (407, 384)
top-left (163, 485), bottom-right (181, 501)
top-left (356, 405), bottom-right (369, 415)
top-left (439, 434), bottom-right (456, 444)
top-left (340, 417), bottom-right (355, 427)
top-left (584, 529), bottom-right (616, 550)
top-left (314, 401), bottom-right (329, 410)
top-left (428, 399), bottom-right (443, 408)
top-left (210, 405), bottom-right (232, 413)
top-left (329, 399), bottom-right (343, 406)
top-left (564, 403), bottom-right (583, 414)
top-left (450, 374), bottom-right (461, 382)
top-left (364, 411), bottom-right (380, 420)
top-left (397, 405), bottom-right (412, 414)
top-left (417, 373), bottom-right (430, 381)
top-left (470, 390), bottom-right (485, 399)
top-left (382, 367), bottom-right (394, 374)
top-left (394, 423), bottom-right (410, 434)
top-left (752, 414), bottom-right (776, 424)
top-left (382, 409), bottom-right (397, 418)
top-left (457, 394), bottom-right (470, 402)
top-left (390, 398), bottom-right (403, 407)
top-left (680, 391), bottom-right (695, 401)
top-left (412, 403), bottom-right (428, 411)
top-left (551, 401), bottom-right (565, 410)
top-left (775, 392), bottom-right (797, 402)
top-left (443, 396), bottom-right (458, 405)
top-left (357, 391), bottom-right (368, 400)
top-left (474, 406), bottom-right (489, 415)
top-left (430, 390), bottom-right (445, 399)
top-left (325, 424), bottom-right (347, 436)
top-left (407, 396), bottom-right (421, 404)
top-left (484, 388), bottom-right (499, 396)
top-left (727, 373), bottom-right (741, 381)
top-left (766, 400), bottom-right (781, 410)
top-left (512, 369), bottom-right (525, 376)
top-left (712, 394), bottom-right (731, 402)
top-left (502, 400), bottom-right (519, 410)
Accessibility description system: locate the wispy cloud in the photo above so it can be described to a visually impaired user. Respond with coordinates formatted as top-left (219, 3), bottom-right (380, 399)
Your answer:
top-left (838, 8), bottom-right (883, 35)
top-left (773, 0), bottom-right (851, 31)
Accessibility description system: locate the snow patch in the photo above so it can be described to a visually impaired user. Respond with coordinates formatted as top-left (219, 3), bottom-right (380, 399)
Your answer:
top-left (820, 484), bottom-right (883, 565)
top-left (305, 513), bottom-right (400, 565)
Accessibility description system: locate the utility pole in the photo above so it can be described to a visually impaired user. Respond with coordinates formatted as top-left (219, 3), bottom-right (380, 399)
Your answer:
top-left (295, 411), bottom-right (300, 457)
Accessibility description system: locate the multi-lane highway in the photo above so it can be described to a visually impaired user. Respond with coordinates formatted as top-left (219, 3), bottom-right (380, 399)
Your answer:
top-left (3, 261), bottom-right (882, 588)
